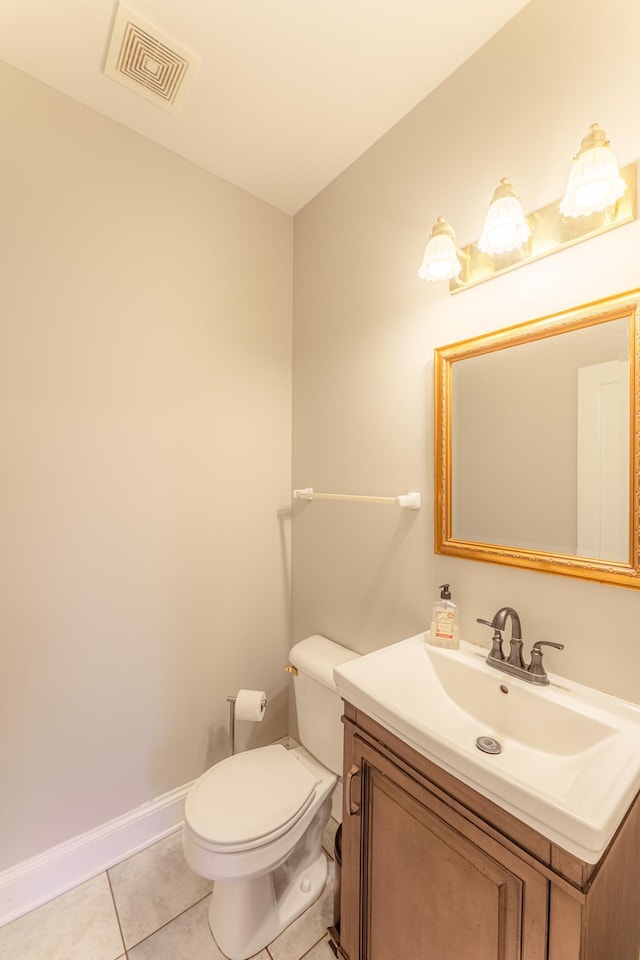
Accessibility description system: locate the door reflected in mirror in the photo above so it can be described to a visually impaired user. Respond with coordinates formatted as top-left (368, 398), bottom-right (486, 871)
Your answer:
top-left (435, 290), bottom-right (640, 589)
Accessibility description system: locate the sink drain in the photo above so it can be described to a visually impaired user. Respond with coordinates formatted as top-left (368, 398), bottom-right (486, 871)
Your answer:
top-left (476, 736), bottom-right (502, 755)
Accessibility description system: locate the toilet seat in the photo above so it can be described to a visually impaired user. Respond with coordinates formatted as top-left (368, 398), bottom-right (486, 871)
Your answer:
top-left (185, 744), bottom-right (319, 852)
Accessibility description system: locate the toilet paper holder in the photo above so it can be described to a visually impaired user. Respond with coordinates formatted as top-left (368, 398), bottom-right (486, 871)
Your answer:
top-left (226, 692), bottom-right (267, 756)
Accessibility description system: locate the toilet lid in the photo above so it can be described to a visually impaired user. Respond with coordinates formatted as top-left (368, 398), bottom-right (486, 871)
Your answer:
top-left (185, 744), bottom-right (318, 846)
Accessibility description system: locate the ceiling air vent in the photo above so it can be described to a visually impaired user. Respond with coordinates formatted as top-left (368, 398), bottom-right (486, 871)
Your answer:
top-left (104, 2), bottom-right (199, 112)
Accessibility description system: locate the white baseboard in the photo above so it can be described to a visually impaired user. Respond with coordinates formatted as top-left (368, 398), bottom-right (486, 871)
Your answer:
top-left (0, 780), bottom-right (193, 927)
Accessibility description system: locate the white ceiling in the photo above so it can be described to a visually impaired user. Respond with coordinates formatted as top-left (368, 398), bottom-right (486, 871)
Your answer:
top-left (0, 0), bottom-right (530, 213)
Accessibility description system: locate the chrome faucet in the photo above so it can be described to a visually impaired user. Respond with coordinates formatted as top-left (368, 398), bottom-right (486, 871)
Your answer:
top-left (476, 607), bottom-right (564, 685)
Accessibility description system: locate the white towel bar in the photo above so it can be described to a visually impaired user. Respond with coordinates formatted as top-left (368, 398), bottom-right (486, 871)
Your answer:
top-left (293, 488), bottom-right (421, 509)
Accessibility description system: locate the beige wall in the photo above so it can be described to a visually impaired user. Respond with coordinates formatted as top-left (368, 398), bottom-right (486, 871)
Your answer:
top-left (5, 0), bottom-right (640, 880)
top-left (0, 62), bottom-right (292, 871)
top-left (292, 0), bottom-right (640, 703)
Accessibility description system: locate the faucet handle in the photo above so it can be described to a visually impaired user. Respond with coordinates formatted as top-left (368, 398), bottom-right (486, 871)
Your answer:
top-left (476, 617), bottom-right (505, 660)
top-left (477, 618), bottom-right (506, 661)
top-left (528, 641), bottom-right (565, 678)
top-left (489, 629), bottom-right (506, 661)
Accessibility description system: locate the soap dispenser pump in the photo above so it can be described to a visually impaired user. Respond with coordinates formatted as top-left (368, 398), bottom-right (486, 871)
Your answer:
top-left (429, 583), bottom-right (460, 649)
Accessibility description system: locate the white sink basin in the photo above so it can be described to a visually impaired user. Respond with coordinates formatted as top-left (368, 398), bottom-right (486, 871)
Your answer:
top-left (333, 633), bottom-right (640, 862)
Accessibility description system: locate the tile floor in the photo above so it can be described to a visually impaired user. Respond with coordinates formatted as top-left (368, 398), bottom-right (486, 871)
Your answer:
top-left (0, 818), bottom-right (340, 960)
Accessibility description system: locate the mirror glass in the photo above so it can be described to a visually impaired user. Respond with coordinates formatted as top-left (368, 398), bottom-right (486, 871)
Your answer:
top-left (435, 291), bottom-right (640, 588)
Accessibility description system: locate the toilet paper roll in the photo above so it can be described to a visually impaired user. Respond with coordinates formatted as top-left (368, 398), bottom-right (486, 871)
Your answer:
top-left (234, 689), bottom-right (267, 722)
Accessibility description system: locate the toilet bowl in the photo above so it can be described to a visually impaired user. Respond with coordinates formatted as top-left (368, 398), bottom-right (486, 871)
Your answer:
top-left (184, 744), bottom-right (335, 959)
top-left (182, 635), bottom-right (359, 960)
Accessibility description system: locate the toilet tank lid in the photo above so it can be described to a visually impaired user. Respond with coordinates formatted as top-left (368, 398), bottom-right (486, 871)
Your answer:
top-left (289, 635), bottom-right (360, 691)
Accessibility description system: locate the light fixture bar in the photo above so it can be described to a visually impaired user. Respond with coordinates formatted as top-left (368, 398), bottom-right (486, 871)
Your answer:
top-left (450, 163), bottom-right (636, 294)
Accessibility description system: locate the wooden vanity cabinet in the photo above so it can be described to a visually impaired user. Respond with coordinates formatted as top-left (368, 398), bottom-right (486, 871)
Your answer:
top-left (339, 703), bottom-right (640, 960)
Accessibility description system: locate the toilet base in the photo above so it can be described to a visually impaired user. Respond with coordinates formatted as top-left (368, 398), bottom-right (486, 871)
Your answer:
top-left (209, 853), bottom-right (327, 960)
top-left (207, 793), bottom-right (332, 960)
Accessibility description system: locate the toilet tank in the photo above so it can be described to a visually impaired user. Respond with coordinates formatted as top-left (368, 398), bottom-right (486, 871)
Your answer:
top-left (289, 635), bottom-right (360, 776)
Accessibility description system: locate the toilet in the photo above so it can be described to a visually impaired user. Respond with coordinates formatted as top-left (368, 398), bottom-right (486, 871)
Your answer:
top-left (182, 635), bottom-right (359, 960)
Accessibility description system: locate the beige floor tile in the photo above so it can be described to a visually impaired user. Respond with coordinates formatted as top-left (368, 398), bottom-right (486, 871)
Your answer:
top-left (268, 863), bottom-right (334, 960)
top-left (0, 873), bottom-right (124, 960)
top-left (321, 817), bottom-right (339, 860)
top-left (128, 897), bottom-right (270, 960)
top-left (108, 830), bottom-right (212, 949)
top-left (300, 935), bottom-right (337, 959)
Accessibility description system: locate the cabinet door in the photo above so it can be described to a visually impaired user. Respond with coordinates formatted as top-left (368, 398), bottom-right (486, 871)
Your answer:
top-left (342, 735), bottom-right (548, 960)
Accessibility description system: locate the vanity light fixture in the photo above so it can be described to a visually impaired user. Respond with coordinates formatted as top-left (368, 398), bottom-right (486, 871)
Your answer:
top-left (417, 217), bottom-right (462, 282)
top-left (419, 122), bottom-right (635, 294)
top-left (477, 178), bottom-right (530, 255)
top-left (559, 123), bottom-right (627, 217)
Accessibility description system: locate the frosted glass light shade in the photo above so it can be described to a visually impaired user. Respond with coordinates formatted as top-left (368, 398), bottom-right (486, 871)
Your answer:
top-left (560, 123), bottom-right (626, 218)
top-left (418, 217), bottom-right (462, 282)
top-left (478, 178), bottom-right (530, 256)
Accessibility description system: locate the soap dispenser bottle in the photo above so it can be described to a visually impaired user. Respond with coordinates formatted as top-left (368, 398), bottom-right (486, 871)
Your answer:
top-left (429, 583), bottom-right (460, 649)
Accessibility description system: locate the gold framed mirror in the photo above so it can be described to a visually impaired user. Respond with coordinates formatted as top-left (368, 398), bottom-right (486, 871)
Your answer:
top-left (434, 288), bottom-right (640, 588)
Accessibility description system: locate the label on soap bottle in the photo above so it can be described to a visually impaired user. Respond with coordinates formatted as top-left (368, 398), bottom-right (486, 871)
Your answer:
top-left (435, 609), bottom-right (454, 640)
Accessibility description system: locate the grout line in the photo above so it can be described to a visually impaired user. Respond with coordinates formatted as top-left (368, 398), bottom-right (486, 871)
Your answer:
top-left (122, 890), bottom-right (212, 952)
top-left (106, 870), bottom-right (128, 960)
top-left (298, 932), bottom-right (331, 959)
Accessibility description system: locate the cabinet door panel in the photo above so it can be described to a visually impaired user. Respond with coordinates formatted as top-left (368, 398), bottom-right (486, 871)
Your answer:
top-left (353, 737), bottom-right (548, 960)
